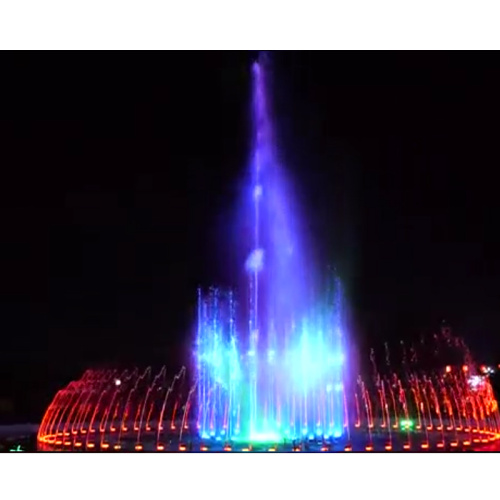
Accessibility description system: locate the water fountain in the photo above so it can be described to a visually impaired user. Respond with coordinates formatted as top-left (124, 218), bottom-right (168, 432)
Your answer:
top-left (37, 55), bottom-right (500, 452)
top-left (194, 54), bottom-right (346, 445)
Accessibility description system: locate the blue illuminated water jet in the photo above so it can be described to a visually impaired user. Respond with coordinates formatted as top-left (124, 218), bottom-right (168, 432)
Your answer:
top-left (195, 56), bottom-right (346, 443)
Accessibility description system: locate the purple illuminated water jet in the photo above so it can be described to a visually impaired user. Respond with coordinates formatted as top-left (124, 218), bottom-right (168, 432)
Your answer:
top-left (195, 55), bottom-right (346, 443)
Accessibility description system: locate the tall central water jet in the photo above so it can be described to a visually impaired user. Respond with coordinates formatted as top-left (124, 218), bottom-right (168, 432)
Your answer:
top-left (196, 55), bottom-right (346, 444)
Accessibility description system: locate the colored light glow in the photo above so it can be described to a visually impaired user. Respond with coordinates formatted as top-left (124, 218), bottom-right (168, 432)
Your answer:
top-left (194, 56), bottom-right (346, 443)
top-left (445, 365), bottom-right (452, 373)
top-left (468, 375), bottom-right (484, 390)
top-left (245, 432), bottom-right (281, 443)
top-left (400, 419), bottom-right (414, 428)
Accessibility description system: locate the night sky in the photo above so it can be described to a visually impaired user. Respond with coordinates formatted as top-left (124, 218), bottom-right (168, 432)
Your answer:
top-left (1, 52), bottom-right (500, 422)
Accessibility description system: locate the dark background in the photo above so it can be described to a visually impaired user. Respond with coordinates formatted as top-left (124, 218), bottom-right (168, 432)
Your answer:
top-left (1, 52), bottom-right (499, 423)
